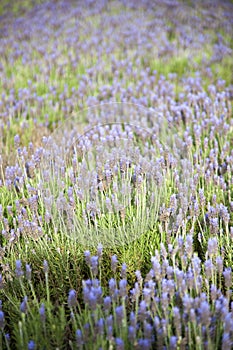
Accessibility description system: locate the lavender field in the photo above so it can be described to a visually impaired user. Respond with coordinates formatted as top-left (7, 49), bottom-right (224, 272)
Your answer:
top-left (0, 0), bottom-right (233, 349)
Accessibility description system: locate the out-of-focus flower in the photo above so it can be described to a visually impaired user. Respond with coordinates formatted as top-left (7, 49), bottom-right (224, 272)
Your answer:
top-left (68, 289), bottom-right (77, 308)
top-left (39, 303), bottom-right (46, 323)
top-left (43, 260), bottom-right (49, 274)
top-left (15, 260), bottom-right (23, 278)
top-left (20, 296), bottom-right (28, 314)
top-left (0, 310), bottom-right (5, 329)
top-left (28, 340), bottom-right (35, 350)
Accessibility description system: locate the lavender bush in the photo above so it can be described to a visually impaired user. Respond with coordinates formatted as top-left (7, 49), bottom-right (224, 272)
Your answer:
top-left (0, 0), bottom-right (233, 349)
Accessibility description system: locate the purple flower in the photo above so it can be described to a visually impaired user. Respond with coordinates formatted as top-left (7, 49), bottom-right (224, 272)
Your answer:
top-left (130, 311), bottom-right (136, 327)
top-left (76, 329), bottom-right (84, 346)
top-left (109, 278), bottom-right (117, 296)
top-left (115, 338), bottom-right (124, 350)
top-left (204, 259), bottom-right (214, 280)
top-left (219, 204), bottom-right (230, 224)
top-left (170, 336), bottom-right (177, 349)
top-left (20, 296), bottom-right (28, 314)
top-left (5, 333), bottom-right (10, 343)
top-left (15, 260), bottom-right (23, 278)
top-left (43, 260), bottom-right (49, 274)
top-left (138, 300), bottom-right (148, 322)
top-left (14, 134), bottom-right (20, 147)
top-left (96, 318), bottom-right (104, 336)
top-left (113, 288), bottom-right (119, 302)
top-left (111, 255), bottom-right (118, 273)
top-left (199, 301), bottom-right (210, 326)
top-left (207, 237), bottom-right (218, 257)
top-left (97, 243), bottom-right (103, 258)
top-left (39, 303), bottom-right (46, 323)
top-left (86, 291), bottom-right (97, 311)
top-left (130, 282), bottom-right (140, 302)
top-left (137, 339), bottom-right (151, 350)
top-left (119, 279), bottom-right (127, 298)
top-left (28, 340), bottom-right (35, 350)
top-left (83, 323), bottom-right (90, 342)
top-left (144, 321), bottom-right (153, 340)
top-left (151, 257), bottom-right (161, 280)
top-left (216, 256), bottom-right (223, 274)
top-left (0, 310), bottom-right (5, 329)
top-left (0, 275), bottom-right (3, 289)
top-left (121, 263), bottom-right (127, 279)
top-left (68, 289), bottom-right (77, 308)
top-left (84, 251), bottom-right (91, 266)
top-left (223, 268), bottom-right (232, 288)
top-left (135, 270), bottom-right (143, 284)
top-left (222, 333), bottom-right (232, 349)
top-left (115, 306), bottom-right (124, 326)
top-left (107, 325), bottom-right (113, 340)
top-left (223, 312), bottom-right (233, 333)
top-left (199, 188), bottom-right (205, 207)
top-left (25, 264), bottom-right (32, 281)
top-left (185, 234), bottom-right (193, 258)
top-left (209, 218), bottom-right (219, 235)
top-left (143, 287), bottom-right (152, 303)
top-left (128, 325), bottom-right (136, 342)
top-left (90, 256), bottom-right (98, 276)
top-left (103, 296), bottom-right (112, 313)
top-left (106, 315), bottom-right (113, 328)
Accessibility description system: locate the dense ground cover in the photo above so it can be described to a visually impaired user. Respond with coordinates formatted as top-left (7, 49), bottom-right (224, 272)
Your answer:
top-left (0, 0), bottom-right (233, 349)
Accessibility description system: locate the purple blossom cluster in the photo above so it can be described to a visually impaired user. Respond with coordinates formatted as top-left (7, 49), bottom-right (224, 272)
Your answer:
top-left (75, 244), bottom-right (233, 349)
top-left (0, 0), bottom-right (232, 147)
top-left (0, 237), bottom-right (231, 348)
top-left (0, 0), bottom-right (233, 348)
